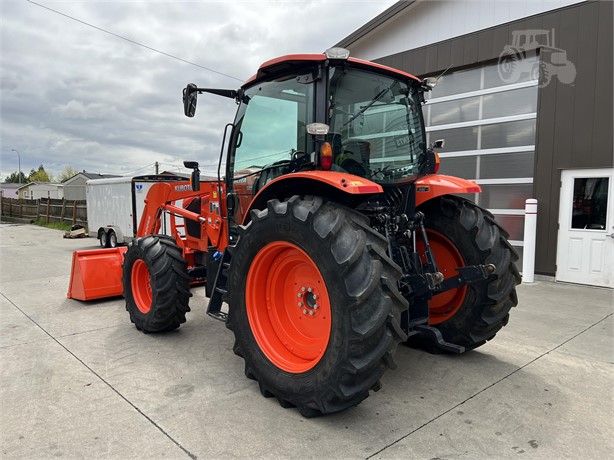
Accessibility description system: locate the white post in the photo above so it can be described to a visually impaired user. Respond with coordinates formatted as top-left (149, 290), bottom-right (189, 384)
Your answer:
top-left (522, 198), bottom-right (538, 283)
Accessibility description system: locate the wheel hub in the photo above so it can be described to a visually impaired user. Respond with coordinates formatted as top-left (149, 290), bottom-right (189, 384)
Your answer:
top-left (297, 286), bottom-right (319, 316)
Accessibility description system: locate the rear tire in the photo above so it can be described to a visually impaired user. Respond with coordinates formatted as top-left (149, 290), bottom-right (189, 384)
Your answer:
top-left (415, 195), bottom-right (521, 351)
top-left (226, 196), bottom-right (407, 416)
top-left (123, 235), bottom-right (191, 333)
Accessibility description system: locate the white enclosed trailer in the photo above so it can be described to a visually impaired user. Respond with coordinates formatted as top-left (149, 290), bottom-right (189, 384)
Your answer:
top-left (86, 175), bottom-right (186, 247)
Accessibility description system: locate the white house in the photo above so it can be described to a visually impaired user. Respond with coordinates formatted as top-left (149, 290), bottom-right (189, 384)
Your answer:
top-left (16, 182), bottom-right (64, 200)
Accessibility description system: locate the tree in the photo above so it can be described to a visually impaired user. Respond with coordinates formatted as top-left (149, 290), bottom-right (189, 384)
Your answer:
top-left (56, 166), bottom-right (79, 183)
top-left (28, 164), bottom-right (52, 183)
top-left (3, 171), bottom-right (27, 183)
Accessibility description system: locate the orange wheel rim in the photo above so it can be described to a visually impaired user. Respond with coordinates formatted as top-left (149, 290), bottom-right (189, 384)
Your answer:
top-left (246, 242), bottom-right (332, 373)
top-left (417, 230), bottom-right (467, 325)
top-left (132, 259), bottom-right (153, 314)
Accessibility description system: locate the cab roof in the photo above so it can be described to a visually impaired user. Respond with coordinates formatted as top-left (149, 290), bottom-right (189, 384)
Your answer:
top-left (243, 53), bottom-right (421, 88)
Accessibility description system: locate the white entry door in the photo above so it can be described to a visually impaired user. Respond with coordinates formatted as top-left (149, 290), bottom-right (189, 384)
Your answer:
top-left (556, 168), bottom-right (614, 288)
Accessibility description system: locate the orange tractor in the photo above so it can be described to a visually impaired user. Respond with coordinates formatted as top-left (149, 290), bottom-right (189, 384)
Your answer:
top-left (69, 48), bottom-right (520, 416)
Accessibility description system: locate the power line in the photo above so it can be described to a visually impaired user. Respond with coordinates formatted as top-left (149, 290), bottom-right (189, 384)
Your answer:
top-left (119, 163), bottom-right (156, 176)
top-left (25, 0), bottom-right (244, 83)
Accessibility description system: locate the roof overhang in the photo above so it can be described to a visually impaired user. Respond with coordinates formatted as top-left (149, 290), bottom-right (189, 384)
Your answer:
top-left (335, 1), bottom-right (417, 49)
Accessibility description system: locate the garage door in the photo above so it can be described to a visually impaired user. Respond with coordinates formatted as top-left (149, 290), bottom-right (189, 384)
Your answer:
top-left (424, 54), bottom-right (540, 268)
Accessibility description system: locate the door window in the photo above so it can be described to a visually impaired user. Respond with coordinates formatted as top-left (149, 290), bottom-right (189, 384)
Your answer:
top-left (571, 177), bottom-right (609, 230)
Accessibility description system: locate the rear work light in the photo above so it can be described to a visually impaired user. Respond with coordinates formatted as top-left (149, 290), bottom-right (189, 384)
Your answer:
top-left (320, 142), bottom-right (333, 170)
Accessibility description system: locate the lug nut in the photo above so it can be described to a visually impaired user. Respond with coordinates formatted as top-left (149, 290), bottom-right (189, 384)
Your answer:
top-left (313, 304), bottom-right (319, 310)
top-left (307, 287), bottom-right (313, 293)
top-left (309, 310), bottom-right (315, 316)
top-left (302, 309), bottom-right (308, 314)
top-left (298, 302), bottom-right (303, 307)
top-left (298, 292), bottom-right (302, 298)
top-left (301, 287), bottom-right (306, 292)
top-left (313, 294), bottom-right (318, 300)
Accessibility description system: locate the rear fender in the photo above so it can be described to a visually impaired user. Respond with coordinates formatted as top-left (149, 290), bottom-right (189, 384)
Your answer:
top-left (245, 171), bottom-right (383, 224)
top-left (415, 175), bottom-right (481, 207)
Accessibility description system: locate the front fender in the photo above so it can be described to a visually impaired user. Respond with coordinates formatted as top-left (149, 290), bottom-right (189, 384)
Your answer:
top-left (415, 175), bottom-right (481, 207)
top-left (245, 171), bottom-right (383, 224)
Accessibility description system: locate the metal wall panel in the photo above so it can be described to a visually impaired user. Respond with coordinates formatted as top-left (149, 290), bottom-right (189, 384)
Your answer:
top-left (375, 0), bottom-right (613, 275)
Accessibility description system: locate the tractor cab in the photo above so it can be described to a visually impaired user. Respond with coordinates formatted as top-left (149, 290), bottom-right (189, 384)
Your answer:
top-left (184, 49), bottom-right (440, 226)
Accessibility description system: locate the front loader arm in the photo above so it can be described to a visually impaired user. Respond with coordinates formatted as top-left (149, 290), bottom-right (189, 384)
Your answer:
top-left (137, 181), bottom-right (227, 251)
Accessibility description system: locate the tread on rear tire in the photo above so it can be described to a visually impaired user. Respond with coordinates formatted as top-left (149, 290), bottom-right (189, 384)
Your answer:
top-left (226, 196), bottom-right (407, 416)
top-left (414, 195), bottom-right (521, 351)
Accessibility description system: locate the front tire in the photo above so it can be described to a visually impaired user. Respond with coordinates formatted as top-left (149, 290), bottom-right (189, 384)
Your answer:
top-left (416, 195), bottom-right (521, 351)
top-left (123, 235), bottom-right (191, 333)
top-left (226, 196), bottom-right (407, 416)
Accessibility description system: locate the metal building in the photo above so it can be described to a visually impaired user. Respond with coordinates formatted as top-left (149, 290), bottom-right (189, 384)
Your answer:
top-left (337, 0), bottom-right (613, 287)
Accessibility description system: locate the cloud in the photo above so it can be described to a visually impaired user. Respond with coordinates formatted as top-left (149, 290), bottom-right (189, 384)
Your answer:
top-left (0, 0), bottom-right (396, 180)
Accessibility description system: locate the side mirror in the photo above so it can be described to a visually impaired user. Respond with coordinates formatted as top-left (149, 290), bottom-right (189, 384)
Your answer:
top-left (183, 83), bottom-right (198, 117)
top-left (183, 161), bottom-right (200, 191)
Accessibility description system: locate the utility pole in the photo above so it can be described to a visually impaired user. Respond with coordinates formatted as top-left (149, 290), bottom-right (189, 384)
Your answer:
top-left (155, 161), bottom-right (159, 174)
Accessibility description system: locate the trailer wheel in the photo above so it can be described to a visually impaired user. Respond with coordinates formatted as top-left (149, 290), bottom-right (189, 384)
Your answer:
top-left (123, 235), bottom-right (191, 333)
top-left (109, 231), bottom-right (118, 248)
top-left (226, 196), bottom-right (407, 416)
top-left (415, 195), bottom-right (521, 351)
top-left (99, 230), bottom-right (109, 248)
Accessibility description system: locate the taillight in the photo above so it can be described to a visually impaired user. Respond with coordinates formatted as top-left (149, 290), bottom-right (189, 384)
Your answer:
top-left (433, 151), bottom-right (440, 173)
top-left (320, 142), bottom-right (333, 170)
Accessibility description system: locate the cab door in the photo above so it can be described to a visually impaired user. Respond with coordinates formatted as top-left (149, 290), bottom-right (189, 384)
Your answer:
top-left (226, 73), bottom-right (315, 229)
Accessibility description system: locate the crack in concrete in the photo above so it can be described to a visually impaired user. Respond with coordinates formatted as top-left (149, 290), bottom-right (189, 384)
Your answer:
top-left (366, 312), bottom-right (614, 459)
top-left (1, 292), bottom-right (198, 460)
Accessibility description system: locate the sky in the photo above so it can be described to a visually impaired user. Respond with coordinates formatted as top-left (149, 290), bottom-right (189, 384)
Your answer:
top-left (0, 0), bottom-right (397, 180)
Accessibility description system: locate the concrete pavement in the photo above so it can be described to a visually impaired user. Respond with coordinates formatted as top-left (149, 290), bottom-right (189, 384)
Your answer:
top-left (1, 223), bottom-right (612, 459)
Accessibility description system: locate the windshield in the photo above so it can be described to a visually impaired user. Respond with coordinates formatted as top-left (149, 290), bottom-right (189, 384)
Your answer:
top-left (328, 67), bottom-right (426, 183)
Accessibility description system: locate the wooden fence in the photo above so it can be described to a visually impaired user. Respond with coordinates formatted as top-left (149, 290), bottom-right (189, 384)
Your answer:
top-left (0, 197), bottom-right (87, 227)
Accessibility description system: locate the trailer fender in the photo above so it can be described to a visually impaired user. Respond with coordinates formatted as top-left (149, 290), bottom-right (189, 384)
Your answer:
top-left (245, 171), bottom-right (383, 224)
top-left (108, 226), bottom-right (125, 244)
top-left (415, 174), bottom-right (482, 207)
top-left (99, 226), bottom-right (125, 246)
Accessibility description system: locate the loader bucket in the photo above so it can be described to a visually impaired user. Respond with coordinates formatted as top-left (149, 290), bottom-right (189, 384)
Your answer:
top-left (67, 247), bottom-right (128, 301)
